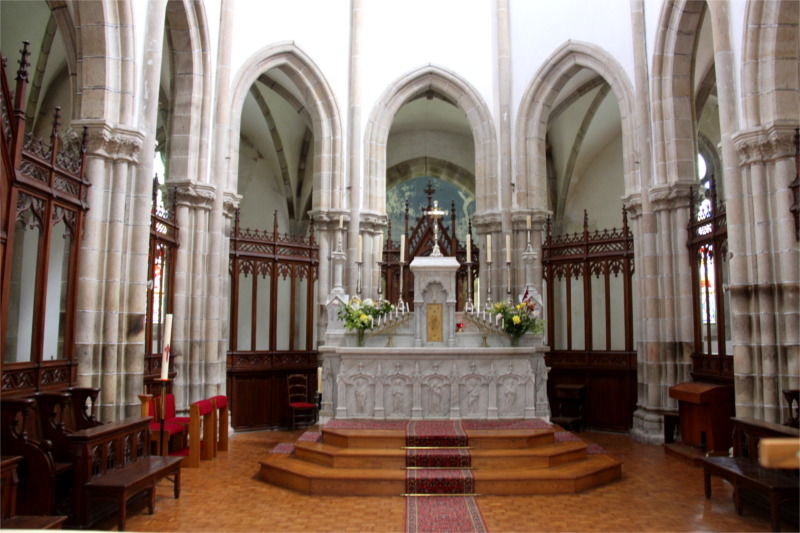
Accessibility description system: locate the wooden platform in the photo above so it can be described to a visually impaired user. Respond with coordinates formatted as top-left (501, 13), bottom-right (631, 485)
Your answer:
top-left (259, 424), bottom-right (622, 496)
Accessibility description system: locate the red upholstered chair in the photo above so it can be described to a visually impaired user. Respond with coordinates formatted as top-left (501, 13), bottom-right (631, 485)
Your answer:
top-left (139, 394), bottom-right (185, 456)
top-left (288, 374), bottom-right (316, 430)
top-left (210, 395), bottom-right (229, 457)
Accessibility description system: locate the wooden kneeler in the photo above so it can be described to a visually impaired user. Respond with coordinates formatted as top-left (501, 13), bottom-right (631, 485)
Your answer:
top-left (210, 395), bottom-right (229, 457)
top-left (181, 399), bottom-right (215, 468)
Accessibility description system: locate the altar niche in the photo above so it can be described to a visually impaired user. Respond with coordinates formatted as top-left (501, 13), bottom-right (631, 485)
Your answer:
top-left (410, 256), bottom-right (460, 347)
top-left (380, 182), bottom-right (478, 311)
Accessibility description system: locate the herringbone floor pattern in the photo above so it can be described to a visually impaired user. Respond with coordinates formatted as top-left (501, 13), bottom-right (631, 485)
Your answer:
top-left (115, 427), bottom-right (791, 532)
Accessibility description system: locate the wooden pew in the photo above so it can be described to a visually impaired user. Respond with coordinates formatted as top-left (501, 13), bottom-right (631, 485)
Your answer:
top-left (701, 417), bottom-right (799, 532)
top-left (1, 455), bottom-right (67, 529)
top-left (66, 415), bottom-right (183, 531)
top-left (0, 398), bottom-right (63, 516)
top-left (65, 387), bottom-right (103, 430)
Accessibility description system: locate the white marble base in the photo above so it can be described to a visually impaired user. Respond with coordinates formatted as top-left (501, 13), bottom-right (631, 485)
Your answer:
top-left (319, 346), bottom-right (550, 421)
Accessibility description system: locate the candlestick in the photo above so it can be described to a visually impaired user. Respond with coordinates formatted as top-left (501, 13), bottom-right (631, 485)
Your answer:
top-left (161, 314), bottom-right (173, 380)
top-left (506, 234), bottom-right (511, 263)
top-left (466, 234), bottom-right (471, 262)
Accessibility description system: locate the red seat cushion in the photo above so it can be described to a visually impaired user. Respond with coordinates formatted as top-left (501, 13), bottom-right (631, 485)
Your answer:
top-left (290, 402), bottom-right (316, 409)
top-left (166, 415), bottom-right (191, 426)
top-left (150, 421), bottom-right (184, 435)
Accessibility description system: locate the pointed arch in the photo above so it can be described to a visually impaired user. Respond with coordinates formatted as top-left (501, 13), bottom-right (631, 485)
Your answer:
top-left (71, 0), bottom-right (136, 125)
top-left (228, 42), bottom-right (343, 212)
top-left (741, 0), bottom-right (799, 128)
top-left (363, 64), bottom-right (497, 215)
top-left (163, 0), bottom-right (214, 184)
top-left (515, 40), bottom-right (638, 212)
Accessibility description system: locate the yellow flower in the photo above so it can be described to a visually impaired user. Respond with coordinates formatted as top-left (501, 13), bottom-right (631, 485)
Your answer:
top-left (360, 314), bottom-right (369, 323)
top-left (512, 315), bottom-right (521, 325)
top-left (494, 303), bottom-right (502, 310)
top-left (516, 303), bottom-right (524, 310)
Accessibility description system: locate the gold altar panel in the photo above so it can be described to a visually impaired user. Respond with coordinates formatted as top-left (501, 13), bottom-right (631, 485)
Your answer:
top-left (427, 304), bottom-right (443, 342)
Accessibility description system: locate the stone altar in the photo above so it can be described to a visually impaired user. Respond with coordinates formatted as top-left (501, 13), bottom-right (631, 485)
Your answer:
top-left (320, 255), bottom-right (549, 421)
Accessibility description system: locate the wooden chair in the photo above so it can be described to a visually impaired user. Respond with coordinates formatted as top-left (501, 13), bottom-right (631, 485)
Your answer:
top-left (138, 394), bottom-right (185, 456)
top-left (175, 399), bottom-right (215, 468)
top-left (288, 374), bottom-right (316, 430)
top-left (210, 395), bottom-right (229, 457)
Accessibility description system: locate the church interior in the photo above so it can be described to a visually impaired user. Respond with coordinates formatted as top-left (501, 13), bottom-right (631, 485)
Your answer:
top-left (1, 0), bottom-right (798, 531)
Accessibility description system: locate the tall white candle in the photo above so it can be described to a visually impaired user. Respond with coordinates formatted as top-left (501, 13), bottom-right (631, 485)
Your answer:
top-left (466, 234), bottom-right (471, 262)
top-left (357, 235), bottom-right (363, 262)
top-left (400, 235), bottom-right (405, 263)
top-left (317, 367), bottom-right (323, 394)
top-left (526, 215), bottom-right (531, 230)
top-left (377, 235), bottom-right (383, 258)
top-left (161, 314), bottom-right (173, 380)
top-left (486, 235), bottom-right (492, 262)
top-left (339, 215), bottom-right (343, 228)
top-left (506, 235), bottom-right (511, 263)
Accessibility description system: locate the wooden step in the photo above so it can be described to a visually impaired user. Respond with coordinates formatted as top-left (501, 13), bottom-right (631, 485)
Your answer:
top-left (321, 427), bottom-right (554, 450)
top-left (260, 450), bottom-right (622, 496)
top-left (294, 440), bottom-right (588, 470)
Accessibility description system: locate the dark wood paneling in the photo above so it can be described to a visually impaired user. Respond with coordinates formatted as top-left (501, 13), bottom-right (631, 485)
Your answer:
top-left (227, 351), bottom-right (318, 430)
top-left (546, 350), bottom-right (636, 432)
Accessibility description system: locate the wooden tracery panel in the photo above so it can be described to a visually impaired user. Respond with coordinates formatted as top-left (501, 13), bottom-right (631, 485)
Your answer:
top-left (542, 208), bottom-right (635, 431)
top-left (1, 43), bottom-right (89, 396)
top-left (687, 177), bottom-right (731, 382)
top-left (143, 177), bottom-right (178, 394)
top-left (227, 211), bottom-right (319, 429)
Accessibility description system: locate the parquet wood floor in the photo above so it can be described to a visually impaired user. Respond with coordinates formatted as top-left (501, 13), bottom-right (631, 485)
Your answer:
top-left (117, 427), bottom-right (794, 532)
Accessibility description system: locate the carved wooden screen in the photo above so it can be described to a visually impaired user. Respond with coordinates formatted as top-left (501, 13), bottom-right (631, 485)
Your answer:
top-left (687, 178), bottom-right (731, 382)
top-left (791, 129), bottom-right (799, 241)
top-left (542, 208), bottom-right (635, 431)
top-left (143, 177), bottom-right (178, 394)
top-left (381, 191), bottom-right (477, 310)
top-left (227, 211), bottom-right (319, 430)
top-left (1, 44), bottom-right (90, 396)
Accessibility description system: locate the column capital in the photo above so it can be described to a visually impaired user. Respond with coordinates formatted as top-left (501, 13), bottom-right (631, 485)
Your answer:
top-left (733, 123), bottom-right (797, 165)
top-left (172, 180), bottom-right (216, 210)
top-left (70, 121), bottom-right (144, 163)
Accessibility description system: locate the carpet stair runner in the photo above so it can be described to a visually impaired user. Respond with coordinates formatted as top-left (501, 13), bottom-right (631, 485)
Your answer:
top-left (259, 419), bottom-right (622, 497)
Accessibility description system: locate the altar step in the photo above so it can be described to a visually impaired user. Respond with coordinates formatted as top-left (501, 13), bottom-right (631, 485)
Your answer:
top-left (259, 426), bottom-right (622, 496)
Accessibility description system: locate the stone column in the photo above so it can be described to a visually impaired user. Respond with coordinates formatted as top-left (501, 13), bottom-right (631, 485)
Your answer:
top-left (731, 125), bottom-right (799, 422)
top-left (74, 124), bottom-right (145, 421)
top-left (346, 0), bottom-right (364, 297)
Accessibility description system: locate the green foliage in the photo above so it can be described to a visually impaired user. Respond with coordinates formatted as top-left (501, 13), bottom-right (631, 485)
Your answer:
top-left (336, 297), bottom-right (394, 332)
top-left (489, 299), bottom-right (544, 340)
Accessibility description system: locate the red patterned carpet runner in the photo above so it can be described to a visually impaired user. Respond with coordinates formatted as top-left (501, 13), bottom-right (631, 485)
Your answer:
top-left (407, 420), bottom-right (468, 448)
top-left (406, 495), bottom-right (488, 533)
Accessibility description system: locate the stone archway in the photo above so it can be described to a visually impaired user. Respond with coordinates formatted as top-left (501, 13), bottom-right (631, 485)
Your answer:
top-left (515, 41), bottom-right (638, 214)
top-left (363, 65), bottom-right (497, 217)
top-left (228, 43), bottom-right (344, 214)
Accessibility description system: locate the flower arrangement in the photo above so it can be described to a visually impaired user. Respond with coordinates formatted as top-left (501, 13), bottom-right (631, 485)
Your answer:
top-left (336, 296), bottom-right (394, 345)
top-left (489, 299), bottom-right (544, 345)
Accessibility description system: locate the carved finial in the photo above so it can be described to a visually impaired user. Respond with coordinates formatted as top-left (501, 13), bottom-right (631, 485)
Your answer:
top-left (17, 41), bottom-right (30, 82)
top-left (51, 106), bottom-right (61, 139)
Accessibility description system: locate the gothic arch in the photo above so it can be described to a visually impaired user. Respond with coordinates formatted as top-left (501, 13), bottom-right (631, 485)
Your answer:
top-left (363, 65), bottom-right (497, 215)
top-left (70, 0), bottom-right (136, 126)
top-left (163, 0), bottom-right (213, 185)
top-left (228, 42), bottom-right (343, 212)
top-left (741, 0), bottom-right (799, 128)
top-left (515, 40), bottom-right (638, 211)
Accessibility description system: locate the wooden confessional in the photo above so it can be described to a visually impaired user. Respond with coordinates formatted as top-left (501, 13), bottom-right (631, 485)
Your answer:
top-left (542, 208), bottom-right (636, 431)
top-left (226, 211), bottom-right (319, 430)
